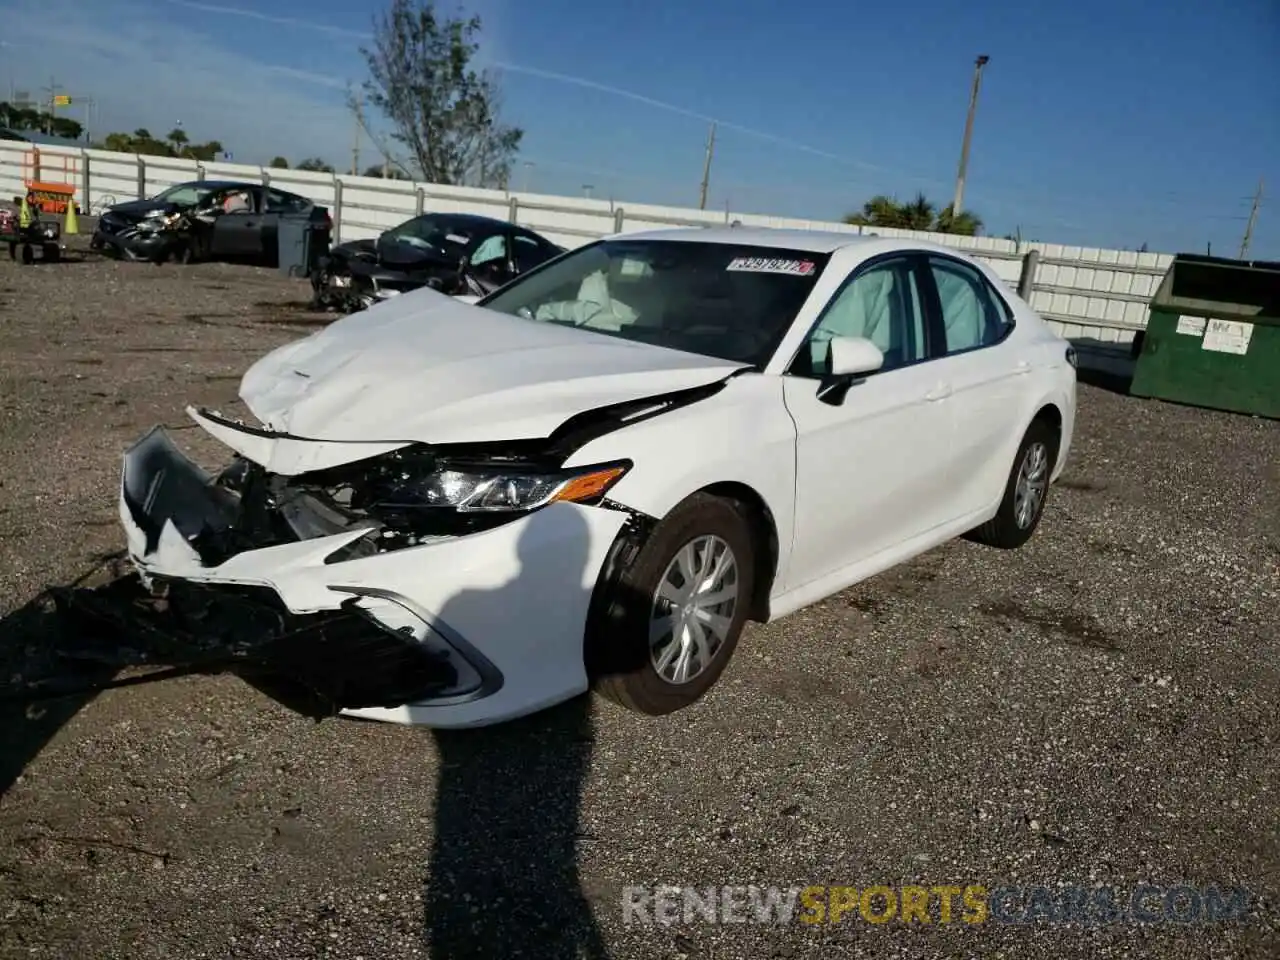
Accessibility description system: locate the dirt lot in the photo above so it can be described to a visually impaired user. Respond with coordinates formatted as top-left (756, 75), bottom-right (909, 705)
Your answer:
top-left (0, 237), bottom-right (1277, 959)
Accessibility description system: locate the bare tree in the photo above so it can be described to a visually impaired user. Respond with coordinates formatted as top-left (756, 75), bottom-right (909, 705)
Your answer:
top-left (357, 0), bottom-right (522, 188)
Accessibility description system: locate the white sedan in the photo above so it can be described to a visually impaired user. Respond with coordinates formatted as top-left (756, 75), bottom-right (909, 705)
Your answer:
top-left (117, 227), bottom-right (1076, 727)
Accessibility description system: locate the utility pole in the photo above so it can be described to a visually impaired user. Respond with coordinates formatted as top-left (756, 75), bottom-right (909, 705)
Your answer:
top-left (698, 121), bottom-right (717, 210)
top-left (41, 75), bottom-right (59, 134)
top-left (951, 55), bottom-right (990, 219)
top-left (351, 95), bottom-right (363, 176)
top-left (1239, 178), bottom-right (1263, 259)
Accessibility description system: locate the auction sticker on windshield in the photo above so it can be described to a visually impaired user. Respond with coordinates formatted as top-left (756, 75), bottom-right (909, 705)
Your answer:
top-left (726, 257), bottom-right (816, 276)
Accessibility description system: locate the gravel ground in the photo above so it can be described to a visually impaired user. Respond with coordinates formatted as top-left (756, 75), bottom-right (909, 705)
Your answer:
top-left (0, 237), bottom-right (1277, 959)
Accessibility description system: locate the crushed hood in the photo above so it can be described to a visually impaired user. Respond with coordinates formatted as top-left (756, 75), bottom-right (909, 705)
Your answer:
top-left (234, 287), bottom-right (745, 453)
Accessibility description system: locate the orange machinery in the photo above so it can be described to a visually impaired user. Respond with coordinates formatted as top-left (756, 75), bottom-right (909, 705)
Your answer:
top-left (20, 148), bottom-right (80, 214)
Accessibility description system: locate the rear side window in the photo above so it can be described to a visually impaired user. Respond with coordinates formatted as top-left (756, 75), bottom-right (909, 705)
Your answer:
top-left (928, 255), bottom-right (1013, 353)
top-left (265, 189), bottom-right (311, 213)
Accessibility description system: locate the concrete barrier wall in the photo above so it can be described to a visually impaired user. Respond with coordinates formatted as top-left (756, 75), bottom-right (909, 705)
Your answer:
top-left (1, 140), bottom-right (1170, 343)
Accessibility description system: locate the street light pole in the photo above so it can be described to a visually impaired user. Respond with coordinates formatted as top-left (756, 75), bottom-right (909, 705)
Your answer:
top-left (698, 121), bottom-right (717, 210)
top-left (951, 54), bottom-right (989, 219)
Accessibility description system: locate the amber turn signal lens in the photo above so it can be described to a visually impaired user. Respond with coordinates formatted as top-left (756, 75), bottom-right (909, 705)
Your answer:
top-left (552, 465), bottom-right (629, 504)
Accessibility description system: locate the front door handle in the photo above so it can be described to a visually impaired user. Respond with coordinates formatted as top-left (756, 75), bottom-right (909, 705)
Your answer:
top-left (1014, 360), bottom-right (1031, 375)
top-left (924, 382), bottom-right (953, 402)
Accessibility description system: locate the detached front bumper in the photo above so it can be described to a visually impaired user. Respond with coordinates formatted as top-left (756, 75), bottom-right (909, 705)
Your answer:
top-left (118, 427), bottom-right (628, 727)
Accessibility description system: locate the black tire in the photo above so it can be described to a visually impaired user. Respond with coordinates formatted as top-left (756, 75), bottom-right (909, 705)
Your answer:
top-left (20, 244), bottom-right (33, 265)
top-left (966, 417), bottom-right (1059, 549)
top-left (587, 493), bottom-right (756, 716)
top-left (43, 243), bottom-right (60, 262)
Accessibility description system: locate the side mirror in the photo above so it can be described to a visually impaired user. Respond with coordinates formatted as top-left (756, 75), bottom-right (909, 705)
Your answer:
top-left (828, 336), bottom-right (884, 377)
top-left (817, 336), bottom-right (884, 406)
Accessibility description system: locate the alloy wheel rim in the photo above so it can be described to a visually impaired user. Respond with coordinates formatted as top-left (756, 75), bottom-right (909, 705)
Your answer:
top-left (649, 535), bottom-right (739, 685)
top-left (1014, 441), bottom-right (1049, 529)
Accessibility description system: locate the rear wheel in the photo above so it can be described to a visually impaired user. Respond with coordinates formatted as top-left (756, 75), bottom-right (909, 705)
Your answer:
top-left (588, 493), bottom-right (756, 715)
top-left (966, 418), bottom-right (1058, 549)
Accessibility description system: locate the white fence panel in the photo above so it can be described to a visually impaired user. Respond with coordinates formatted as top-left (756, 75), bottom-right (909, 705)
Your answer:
top-left (0, 142), bottom-right (1177, 342)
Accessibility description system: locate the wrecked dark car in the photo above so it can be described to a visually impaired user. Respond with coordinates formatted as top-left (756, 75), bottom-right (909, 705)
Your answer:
top-left (309, 212), bottom-right (564, 311)
top-left (91, 180), bottom-right (331, 265)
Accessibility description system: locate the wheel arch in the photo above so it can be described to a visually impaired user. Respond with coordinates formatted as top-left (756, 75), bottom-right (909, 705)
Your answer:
top-left (694, 481), bottom-right (780, 623)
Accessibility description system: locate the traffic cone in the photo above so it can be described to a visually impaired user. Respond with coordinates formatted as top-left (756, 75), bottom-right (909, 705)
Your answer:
top-left (63, 197), bottom-right (79, 235)
top-left (18, 195), bottom-right (32, 229)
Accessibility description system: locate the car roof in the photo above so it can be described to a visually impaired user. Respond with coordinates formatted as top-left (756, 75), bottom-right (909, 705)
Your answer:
top-left (603, 226), bottom-right (995, 264)
top-left (611, 225), bottom-right (880, 254)
top-left (412, 212), bottom-right (523, 231)
top-left (168, 179), bottom-right (255, 190)
top-left (169, 179), bottom-right (307, 198)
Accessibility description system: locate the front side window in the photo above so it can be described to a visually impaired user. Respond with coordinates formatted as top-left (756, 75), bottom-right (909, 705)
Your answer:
top-left (929, 255), bottom-right (1013, 353)
top-left (478, 240), bottom-right (829, 366)
top-left (154, 183), bottom-right (215, 206)
top-left (793, 257), bottom-right (927, 377)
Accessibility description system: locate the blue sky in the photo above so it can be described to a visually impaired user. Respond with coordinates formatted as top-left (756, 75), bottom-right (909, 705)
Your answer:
top-left (2, 0), bottom-right (1277, 256)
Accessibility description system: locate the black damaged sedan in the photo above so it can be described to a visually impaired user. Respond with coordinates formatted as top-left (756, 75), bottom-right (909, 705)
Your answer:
top-left (311, 212), bottom-right (565, 311)
top-left (92, 180), bottom-right (331, 265)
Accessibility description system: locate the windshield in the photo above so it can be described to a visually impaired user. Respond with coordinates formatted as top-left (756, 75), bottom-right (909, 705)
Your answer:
top-left (153, 184), bottom-right (216, 206)
top-left (477, 239), bottom-right (829, 366)
top-left (382, 215), bottom-right (482, 252)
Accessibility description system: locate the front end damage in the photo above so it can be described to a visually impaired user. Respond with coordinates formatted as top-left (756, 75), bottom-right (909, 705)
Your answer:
top-left (107, 407), bottom-right (659, 727)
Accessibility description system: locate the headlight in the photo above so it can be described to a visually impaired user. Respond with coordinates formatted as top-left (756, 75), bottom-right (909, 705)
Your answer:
top-left (141, 208), bottom-right (166, 219)
top-left (378, 461), bottom-right (630, 513)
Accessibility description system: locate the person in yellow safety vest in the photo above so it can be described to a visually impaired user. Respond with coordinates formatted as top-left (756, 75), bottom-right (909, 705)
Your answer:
top-left (18, 190), bottom-right (37, 229)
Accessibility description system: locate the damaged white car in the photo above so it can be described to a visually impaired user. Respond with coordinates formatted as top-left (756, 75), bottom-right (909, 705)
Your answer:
top-left (117, 227), bottom-right (1076, 728)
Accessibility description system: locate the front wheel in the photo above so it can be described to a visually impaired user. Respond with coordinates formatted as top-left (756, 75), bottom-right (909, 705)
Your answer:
top-left (966, 418), bottom-right (1059, 549)
top-left (587, 493), bottom-right (756, 716)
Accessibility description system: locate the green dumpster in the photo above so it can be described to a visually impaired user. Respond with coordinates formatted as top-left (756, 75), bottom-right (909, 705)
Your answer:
top-left (1129, 253), bottom-right (1280, 419)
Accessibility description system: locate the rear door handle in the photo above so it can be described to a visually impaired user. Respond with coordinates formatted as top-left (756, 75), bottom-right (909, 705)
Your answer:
top-left (924, 382), bottom-right (953, 401)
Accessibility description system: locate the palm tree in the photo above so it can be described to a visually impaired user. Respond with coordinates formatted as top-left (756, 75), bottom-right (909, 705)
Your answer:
top-left (934, 204), bottom-right (983, 236)
top-left (168, 127), bottom-right (189, 156)
top-left (899, 193), bottom-right (936, 231)
top-left (843, 193), bottom-right (986, 236)
top-left (844, 194), bottom-right (902, 228)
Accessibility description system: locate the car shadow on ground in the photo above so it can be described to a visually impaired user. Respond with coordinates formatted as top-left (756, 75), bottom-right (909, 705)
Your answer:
top-left (0, 554), bottom-right (130, 798)
top-left (0, 509), bottom-right (636, 957)
top-left (415, 507), bottom-right (633, 958)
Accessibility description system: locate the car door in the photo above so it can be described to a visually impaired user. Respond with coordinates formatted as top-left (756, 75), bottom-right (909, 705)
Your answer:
top-left (210, 188), bottom-right (262, 257)
top-left (258, 188), bottom-right (297, 261)
top-left (919, 254), bottom-right (1029, 518)
top-left (780, 254), bottom-right (954, 592)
